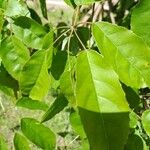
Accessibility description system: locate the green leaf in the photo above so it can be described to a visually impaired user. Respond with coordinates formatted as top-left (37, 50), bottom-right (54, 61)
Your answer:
top-left (70, 111), bottom-right (86, 139)
top-left (64, 0), bottom-right (76, 8)
top-left (20, 51), bottom-right (50, 100)
top-left (0, 135), bottom-right (7, 150)
top-left (42, 31), bottom-right (54, 50)
top-left (0, 9), bottom-right (4, 33)
top-left (12, 16), bottom-right (47, 49)
top-left (124, 132), bottom-right (148, 150)
top-left (92, 22), bottom-right (150, 88)
top-left (41, 94), bottom-right (68, 122)
top-left (131, 0), bottom-right (150, 46)
top-left (50, 50), bottom-right (68, 80)
top-left (60, 56), bottom-right (76, 106)
top-left (0, 0), bottom-right (5, 8)
top-left (16, 97), bottom-right (48, 111)
top-left (0, 65), bottom-right (18, 97)
top-left (21, 118), bottom-right (56, 150)
top-left (76, 50), bottom-right (129, 150)
top-left (129, 111), bottom-right (138, 129)
top-left (39, 0), bottom-right (47, 19)
top-left (0, 36), bottom-right (30, 80)
top-left (14, 133), bottom-right (30, 150)
top-left (28, 7), bottom-right (42, 24)
top-left (142, 109), bottom-right (150, 137)
top-left (122, 84), bottom-right (140, 109)
top-left (70, 111), bottom-right (90, 150)
top-left (5, 0), bottom-right (29, 17)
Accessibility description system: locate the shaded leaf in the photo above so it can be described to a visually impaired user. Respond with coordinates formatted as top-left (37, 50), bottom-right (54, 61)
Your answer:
top-left (41, 94), bottom-right (68, 122)
top-left (0, 65), bottom-right (18, 97)
top-left (76, 50), bottom-right (129, 150)
top-left (14, 133), bottom-right (30, 150)
top-left (21, 118), bottom-right (56, 150)
top-left (39, 0), bottom-right (47, 19)
top-left (50, 50), bottom-right (67, 80)
top-left (142, 109), bottom-right (150, 137)
top-left (16, 97), bottom-right (48, 111)
top-left (122, 83), bottom-right (140, 109)
top-left (92, 22), bottom-right (150, 88)
top-left (28, 7), bottom-right (42, 24)
top-left (0, 36), bottom-right (30, 80)
top-left (20, 51), bottom-right (50, 100)
top-left (131, 0), bottom-right (150, 46)
top-left (124, 132), bottom-right (148, 150)
top-left (12, 16), bottom-right (47, 49)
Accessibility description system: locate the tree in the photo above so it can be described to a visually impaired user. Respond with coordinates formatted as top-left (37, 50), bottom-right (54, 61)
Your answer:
top-left (0, 0), bottom-right (150, 149)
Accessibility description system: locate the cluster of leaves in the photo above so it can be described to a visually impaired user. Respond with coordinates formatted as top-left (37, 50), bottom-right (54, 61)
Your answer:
top-left (0, 0), bottom-right (150, 149)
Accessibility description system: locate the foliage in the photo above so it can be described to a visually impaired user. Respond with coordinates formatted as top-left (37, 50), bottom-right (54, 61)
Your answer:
top-left (0, 0), bottom-right (150, 149)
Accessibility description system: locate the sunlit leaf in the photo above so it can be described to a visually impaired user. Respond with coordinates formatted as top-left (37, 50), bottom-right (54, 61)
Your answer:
top-left (16, 97), bottom-right (48, 111)
top-left (12, 16), bottom-right (47, 49)
top-left (5, 0), bottom-right (29, 17)
top-left (60, 56), bottom-right (76, 106)
top-left (0, 36), bottom-right (30, 80)
top-left (142, 109), bottom-right (150, 137)
top-left (76, 50), bottom-right (129, 150)
top-left (14, 133), bottom-right (30, 150)
top-left (131, 0), bottom-right (150, 46)
top-left (20, 51), bottom-right (50, 100)
top-left (21, 118), bottom-right (56, 150)
top-left (92, 22), bottom-right (150, 88)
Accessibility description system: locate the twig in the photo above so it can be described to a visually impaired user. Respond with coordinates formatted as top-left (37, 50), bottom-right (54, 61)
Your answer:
top-left (73, 29), bottom-right (86, 50)
top-left (108, 0), bottom-right (116, 24)
top-left (67, 135), bottom-right (80, 147)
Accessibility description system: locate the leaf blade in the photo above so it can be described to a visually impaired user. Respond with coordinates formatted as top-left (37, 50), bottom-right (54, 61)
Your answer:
top-left (21, 118), bottom-right (56, 150)
top-left (14, 133), bottom-right (30, 150)
top-left (92, 22), bottom-right (150, 88)
top-left (131, 0), bottom-right (150, 46)
top-left (20, 51), bottom-right (50, 100)
top-left (76, 50), bottom-right (129, 150)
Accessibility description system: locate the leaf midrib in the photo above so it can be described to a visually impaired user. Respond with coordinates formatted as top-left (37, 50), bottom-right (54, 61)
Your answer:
top-left (86, 51), bottom-right (109, 150)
